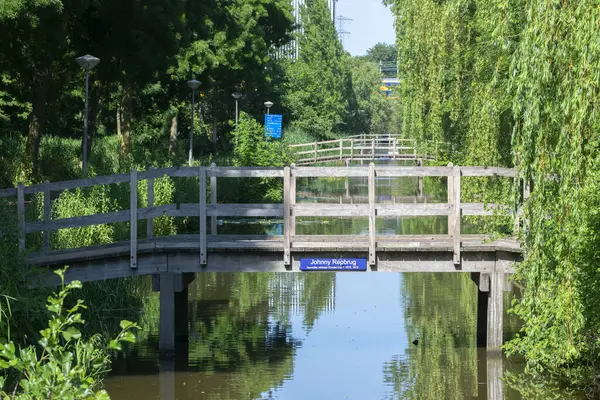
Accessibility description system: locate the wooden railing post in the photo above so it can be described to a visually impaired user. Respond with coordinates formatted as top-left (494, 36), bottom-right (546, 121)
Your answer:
top-left (43, 180), bottom-right (50, 251)
top-left (283, 166), bottom-right (291, 266)
top-left (350, 139), bottom-right (354, 160)
top-left (313, 142), bottom-right (317, 163)
top-left (339, 139), bottom-right (343, 160)
top-left (290, 163), bottom-right (296, 238)
top-left (199, 166), bottom-right (207, 265)
top-left (147, 168), bottom-right (154, 240)
top-left (447, 162), bottom-right (454, 234)
top-left (17, 183), bottom-right (25, 252)
top-left (368, 162), bottom-right (376, 266)
top-left (130, 168), bottom-right (138, 269)
top-left (210, 163), bottom-right (217, 235)
top-left (371, 138), bottom-right (375, 158)
top-left (453, 165), bottom-right (461, 265)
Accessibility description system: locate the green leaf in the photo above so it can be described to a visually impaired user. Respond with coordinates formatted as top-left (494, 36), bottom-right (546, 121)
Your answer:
top-left (108, 340), bottom-right (122, 351)
top-left (62, 327), bottom-right (81, 341)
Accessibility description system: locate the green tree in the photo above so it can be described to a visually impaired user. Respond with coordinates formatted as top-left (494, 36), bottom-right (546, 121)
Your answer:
top-left (365, 42), bottom-right (397, 65)
top-left (283, 0), bottom-right (354, 140)
top-left (349, 58), bottom-right (392, 134)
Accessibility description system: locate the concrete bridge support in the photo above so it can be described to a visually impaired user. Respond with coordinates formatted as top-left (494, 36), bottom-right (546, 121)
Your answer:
top-left (154, 272), bottom-right (195, 353)
top-left (472, 271), bottom-right (505, 353)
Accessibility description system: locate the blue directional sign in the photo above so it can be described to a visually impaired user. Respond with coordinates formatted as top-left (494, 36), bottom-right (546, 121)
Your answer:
top-left (300, 258), bottom-right (367, 271)
top-left (265, 114), bottom-right (283, 139)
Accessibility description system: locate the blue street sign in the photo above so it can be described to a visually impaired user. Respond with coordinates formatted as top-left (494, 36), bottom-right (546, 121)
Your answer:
top-left (265, 114), bottom-right (283, 139)
top-left (300, 258), bottom-right (367, 271)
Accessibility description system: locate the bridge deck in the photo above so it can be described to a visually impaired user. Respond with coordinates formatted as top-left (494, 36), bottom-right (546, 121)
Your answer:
top-left (27, 234), bottom-right (520, 266)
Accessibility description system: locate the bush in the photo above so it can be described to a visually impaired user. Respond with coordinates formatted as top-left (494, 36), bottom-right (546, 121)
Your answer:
top-left (0, 268), bottom-right (139, 399)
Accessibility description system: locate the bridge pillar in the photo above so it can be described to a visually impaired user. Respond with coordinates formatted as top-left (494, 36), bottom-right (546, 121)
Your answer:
top-left (158, 272), bottom-right (195, 353)
top-left (473, 271), bottom-right (504, 353)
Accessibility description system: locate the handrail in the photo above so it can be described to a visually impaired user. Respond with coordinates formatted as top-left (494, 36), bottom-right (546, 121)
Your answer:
top-left (288, 136), bottom-right (449, 165)
top-left (0, 164), bottom-right (523, 270)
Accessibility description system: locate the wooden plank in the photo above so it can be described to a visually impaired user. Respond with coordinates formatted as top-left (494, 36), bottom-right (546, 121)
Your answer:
top-left (453, 166), bottom-right (461, 265)
top-left (207, 167), bottom-right (283, 178)
top-left (210, 163), bottom-right (217, 235)
top-left (130, 169), bottom-right (138, 269)
top-left (24, 173), bottom-right (130, 194)
top-left (461, 203), bottom-right (507, 216)
top-left (488, 271), bottom-right (504, 352)
top-left (208, 204), bottom-right (283, 217)
top-left (447, 162), bottom-right (454, 235)
top-left (294, 167), bottom-right (369, 177)
top-left (25, 210), bottom-right (130, 234)
top-left (0, 187), bottom-right (17, 198)
top-left (368, 162), bottom-right (376, 266)
top-left (283, 166), bottom-right (291, 265)
top-left (293, 204), bottom-right (369, 217)
top-left (138, 166), bottom-right (196, 179)
top-left (290, 164), bottom-right (297, 236)
top-left (461, 166), bottom-right (515, 177)
top-left (375, 166), bottom-right (452, 177)
top-left (17, 183), bottom-right (25, 251)
top-left (377, 203), bottom-right (451, 216)
top-left (43, 181), bottom-right (50, 251)
top-left (147, 170), bottom-right (154, 239)
top-left (199, 167), bottom-right (207, 265)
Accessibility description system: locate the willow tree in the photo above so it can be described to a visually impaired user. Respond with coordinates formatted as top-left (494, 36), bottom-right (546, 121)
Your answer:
top-left (389, 0), bottom-right (600, 384)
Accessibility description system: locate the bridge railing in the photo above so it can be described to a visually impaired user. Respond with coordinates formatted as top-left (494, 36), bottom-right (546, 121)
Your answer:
top-left (289, 135), bottom-right (418, 165)
top-left (0, 164), bottom-right (525, 269)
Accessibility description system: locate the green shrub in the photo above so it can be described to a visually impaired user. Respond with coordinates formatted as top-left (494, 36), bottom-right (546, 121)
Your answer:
top-left (0, 268), bottom-right (139, 399)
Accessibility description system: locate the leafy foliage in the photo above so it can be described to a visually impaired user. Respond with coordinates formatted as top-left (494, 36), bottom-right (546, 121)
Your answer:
top-left (0, 267), bottom-right (139, 399)
top-left (389, 0), bottom-right (600, 386)
top-left (282, 0), bottom-right (355, 140)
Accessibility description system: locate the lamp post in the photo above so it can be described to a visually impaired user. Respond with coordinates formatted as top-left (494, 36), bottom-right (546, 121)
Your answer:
top-left (76, 54), bottom-right (100, 176)
top-left (232, 92), bottom-right (242, 126)
top-left (187, 79), bottom-right (201, 166)
top-left (264, 101), bottom-right (274, 115)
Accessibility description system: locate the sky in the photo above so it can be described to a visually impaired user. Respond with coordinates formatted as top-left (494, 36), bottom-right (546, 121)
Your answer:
top-left (335, 0), bottom-right (396, 56)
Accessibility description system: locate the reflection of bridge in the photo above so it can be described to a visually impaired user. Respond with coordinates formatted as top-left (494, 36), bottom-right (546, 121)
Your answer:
top-left (289, 134), bottom-right (445, 166)
top-left (0, 164), bottom-right (526, 353)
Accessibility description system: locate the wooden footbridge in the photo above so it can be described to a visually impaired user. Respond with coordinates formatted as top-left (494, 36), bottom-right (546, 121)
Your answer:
top-left (0, 163), bottom-right (526, 353)
top-left (288, 134), bottom-right (448, 165)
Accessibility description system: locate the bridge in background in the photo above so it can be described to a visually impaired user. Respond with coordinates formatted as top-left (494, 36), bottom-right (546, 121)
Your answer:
top-left (0, 164), bottom-right (527, 353)
top-left (288, 134), bottom-right (447, 166)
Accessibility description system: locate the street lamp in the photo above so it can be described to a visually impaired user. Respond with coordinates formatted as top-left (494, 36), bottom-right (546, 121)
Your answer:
top-left (76, 54), bottom-right (100, 176)
top-left (232, 92), bottom-right (242, 126)
top-left (187, 79), bottom-right (201, 166)
top-left (264, 101), bottom-right (274, 115)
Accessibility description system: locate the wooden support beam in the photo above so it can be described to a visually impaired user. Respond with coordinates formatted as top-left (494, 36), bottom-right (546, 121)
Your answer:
top-left (290, 163), bottom-right (296, 238)
top-left (147, 169), bottom-right (154, 240)
top-left (368, 162), bottom-right (376, 266)
top-left (43, 181), bottom-right (50, 251)
top-left (417, 159), bottom-right (424, 197)
top-left (283, 166), bottom-right (291, 266)
top-left (447, 162), bottom-right (454, 235)
top-left (339, 139), bottom-right (343, 160)
top-left (130, 169), bottom-right (137, 269)
top-left (488, 271), bottom-right (504, 352)
top-left (159, 272), bottom-right (175, 352)
top-left (313, 142), bottom-right (317, 164)
top-left (452, 165), bottom-right (461, 265)
top-left (17, 183), bottom-right (25, 252)
top-left (487, 356), bottom-right (504, 400)
top-left (199, 166), bottom-right (207, 265)
top-left (210, 163), bottom-right (217, 235)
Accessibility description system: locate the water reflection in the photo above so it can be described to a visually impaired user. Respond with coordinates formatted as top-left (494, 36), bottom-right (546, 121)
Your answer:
top-left (104, 168), bottom-right (583, 399)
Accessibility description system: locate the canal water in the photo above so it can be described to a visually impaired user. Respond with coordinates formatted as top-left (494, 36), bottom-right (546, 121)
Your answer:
top-left (103, 162), bottom-right (583, 399)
